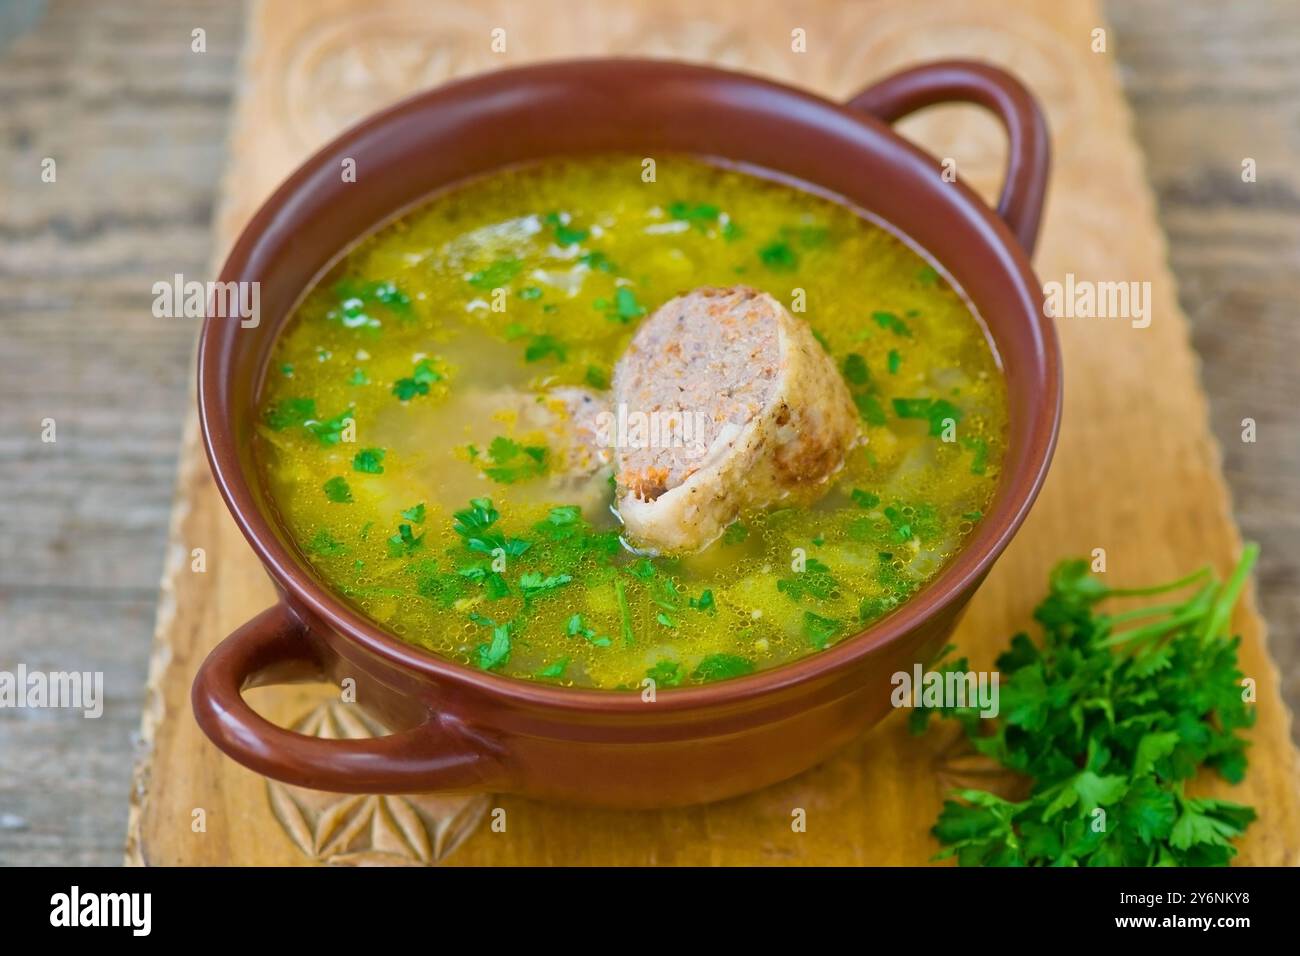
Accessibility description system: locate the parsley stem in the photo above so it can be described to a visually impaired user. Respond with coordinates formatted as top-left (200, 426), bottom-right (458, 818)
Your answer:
top-left (1101, 582), bottom-right (1217, 647)
top-left (1106, 564), bottom-right (1212, 598)
top-left (1102, 599), bottom-right (1199, 626)
top-left (1102, 612), bottom-right (1194, 648)
top-left (615, 577), bottom-right (635, 647)
top-left (1199, 542), bottom-right (1259, 643)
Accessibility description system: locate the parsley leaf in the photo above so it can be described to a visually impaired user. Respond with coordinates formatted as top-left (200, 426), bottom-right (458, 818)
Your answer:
top-left (327, 279), bottom-right (412, 328)
top-left (892, 397), bottom-right (963, 436)
top-left (352, 447), bottom-right (385, 474)
top-left (264, 397), bottom-right (316, 431)
top-left (854, 393), bottom-right (888, 426)
top-left (322, 476), bottom-right (353, 503)
top-left (647, 659), bottom-right (685, 687)
top-left (722, 522), bottom-right (749, 545)
top-left (666, 201), bottom-right (721, 224)
top-left (872, 311), bottom-right (912, 337)
top-left (452, 497), bottom-right (498, 537)
top-left (603, 286), bottom-right (644, 324)
top-left (777, 558), bottom-right (841, 602)
top-left (307, 528), bottom-right (347, 556)
top-left (566, 613), bottom-right (611, 648)
top-left (690, 589), bottom-right (716, 612)
top-left (851, 488), bottom-right (881, 509)
top-left (579, 250), bottom-right (616, 273)
top-left (392, 358), bottom-right (441, 401)
top-left (842, 353), bottom-right (870, 386)
top-left (759, 240), bottom-right (797, 271)
top-left (524, 334), bottom-right (566, 363)
top-left (691, 653), bottom-right (755, 682)
top-left (519, 571), bottom-right (573, 601)
top-left (802, 610), bottom-right (844, 649)
top-left (467, 257), bottom-right (522, 290)
top-left (470, 615), bottom-right (513, 671)
top-left (480, 436), bottom-right (548, 484)
top-left (386, 522), bottom-right (423, 557)
top-left (544, 211), bottom-right (588, 247)
top-left (536, 658), bottom-right (569, 679)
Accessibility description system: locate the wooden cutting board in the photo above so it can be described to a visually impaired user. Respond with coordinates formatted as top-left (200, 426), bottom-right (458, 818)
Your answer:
top-left (125, 0), bottom-right (1300, 865)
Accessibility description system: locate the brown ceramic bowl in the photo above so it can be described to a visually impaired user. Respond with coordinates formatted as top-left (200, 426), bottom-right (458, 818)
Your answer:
top-left (193, 58), bottom-right (1059, 807)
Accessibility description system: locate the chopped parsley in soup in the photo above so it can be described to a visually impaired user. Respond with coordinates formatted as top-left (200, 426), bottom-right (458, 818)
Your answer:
top-left (255, 155), bottom-right (1007, 689)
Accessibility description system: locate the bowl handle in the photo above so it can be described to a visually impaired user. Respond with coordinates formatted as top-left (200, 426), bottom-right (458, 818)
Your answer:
top-left (191, 603), bottom-right (507, 793)
top-left (845, 59), bottom-right (1050, 254)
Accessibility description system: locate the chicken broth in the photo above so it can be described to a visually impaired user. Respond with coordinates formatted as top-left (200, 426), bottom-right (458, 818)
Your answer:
top-left (255, 155), bottom-right (1007, 689)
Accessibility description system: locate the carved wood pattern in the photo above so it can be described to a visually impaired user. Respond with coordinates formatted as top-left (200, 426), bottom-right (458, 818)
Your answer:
top-left (265, 702), bottom-right (489, 866)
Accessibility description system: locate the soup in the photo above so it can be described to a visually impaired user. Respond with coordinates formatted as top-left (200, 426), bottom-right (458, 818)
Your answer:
top-left (255, 155), bottom-right (1006, 690)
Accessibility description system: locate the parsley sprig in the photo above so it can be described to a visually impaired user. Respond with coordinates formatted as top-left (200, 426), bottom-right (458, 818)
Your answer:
top-left (915, 546), bottom-right (1259, 866)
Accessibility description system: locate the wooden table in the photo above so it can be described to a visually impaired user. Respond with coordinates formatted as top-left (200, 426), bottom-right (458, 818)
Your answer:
top-left (0, 0), bottom-right (1296, 865)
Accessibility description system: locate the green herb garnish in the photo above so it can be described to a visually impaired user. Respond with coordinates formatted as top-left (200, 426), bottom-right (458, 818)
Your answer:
top-left (352, 447), bottom-right (385, 474)
top-left (519, 571), bottom-right (574, 601)
top-left (481, 435), bottom-right (547, 484)
top-left (722, 522), bottom-right (749, 545)
top-left (842, 353), bottom-right (870, 387)
top-left (264, 397), bottom-right (317, 431)
top-left (386, 522), bottom-right (423, 557)
top-left (544, 211), bottom-right (588, 247)
top-left (392, 358), bottom-right (441, 401)
top-left (854, 393), bottom-right (888, 426)
top-left (963, 436), bottom-right (989, 475)
top-left (872, 311), bottom-right (912, 337)
top-left (647, 659), bottom-right (685, 687)
top-left (308, 409), bottom-right (354, 446)
top-left (851, 489), bottom-right (881, 509)
top-left (802, 610), bottom-right (844, 649)
top-left (579, 250), bottom-right (616, 273)
top-left (536, 658), bottom-right (569, 679)
top-left (322, 476), bottom-right (353, 504)
top-left (470, 615), bottom-right (513, 671)
top-left (777, 558), bottom-right (840, 602)
top-left (690, 589), bottom-right (716, 612)
top-left (524, 334), bottom-right (566, 363)
top-left (626, 558), bottom-right (656, 582)
top-left (327, 279), bottom-right (412, 328)
top-left (609, 287), bottom-right (645, 324)
top-left (452, 497), bottom-right (498, 537)
top-left (452, 496), bottom-right (529, 558)
top-left (915, 547), bottom-right (1259, 866)
top-left (307, 529), bottom-right (347, 556)
top-left (467, 257), bottom-right (522, 290)
top-left (759, 240), bottom-right (797, 271)
top-left (615, 577), bottom-right (635, 646)
top-left (892, 397), bottom-right (963, 436)
top-left (567, 613), bottom-right (611, 648)
top-left (692, 653), bottom-right (755, 682)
